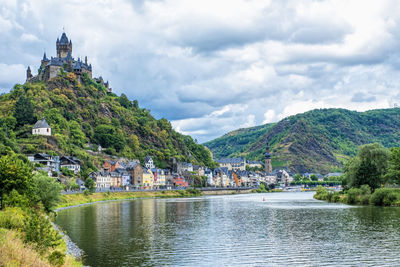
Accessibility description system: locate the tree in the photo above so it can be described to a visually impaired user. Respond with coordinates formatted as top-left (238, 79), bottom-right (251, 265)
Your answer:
top-left (310, 174), bottom-right (318, 181)
top-left (94, 124), bottom-right (126, 152)
top-left (68, 121), bottom-right (86, 147)
top-left (345, 143), bottom-right (389, 190)
top-left (14, 95), bottom-right (36, 126)
top-left (67, 178), bottom-right (79, 191)
top-left (119, 93), bottom-right (131, 108)
top-left (0, 155), bottom-right (33, 209)
top-left (61, 167), bottom-right (74, 177)
top-left (31, 173), bottom-right (63, 212)
top-left (293, 174), bottom-right (302, 181)
top-left (385, 147), bottom-right (400, 184)
top-left (84, 177), bottom-right (95, 193)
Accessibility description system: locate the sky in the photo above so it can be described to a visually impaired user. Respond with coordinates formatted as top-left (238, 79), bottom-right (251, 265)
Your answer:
top-left (1, 0), bottom-right (400, 143)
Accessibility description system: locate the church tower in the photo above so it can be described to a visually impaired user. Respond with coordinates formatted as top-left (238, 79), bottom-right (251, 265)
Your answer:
top-left (264, 143), bottom-right (272, 173)
top-left (56, 32), bottom-right (72, 58)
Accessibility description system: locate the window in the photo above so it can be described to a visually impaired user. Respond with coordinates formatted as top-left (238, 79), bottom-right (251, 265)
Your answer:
top-left (47, 128), bottom-right (49, 132)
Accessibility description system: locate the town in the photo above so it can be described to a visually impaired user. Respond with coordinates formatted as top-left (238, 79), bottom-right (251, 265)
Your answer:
top-left (29, 118), bottom-right (341, 191)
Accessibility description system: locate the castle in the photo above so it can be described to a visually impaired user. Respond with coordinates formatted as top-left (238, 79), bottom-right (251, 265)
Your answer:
top-left (26, 32), bottom-right (111, 91)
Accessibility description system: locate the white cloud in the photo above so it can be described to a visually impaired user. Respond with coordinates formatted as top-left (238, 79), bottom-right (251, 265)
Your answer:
top-left (0, 63), bottom-right (25, 92)
top-left (20, 33), bottom-right (39, 42)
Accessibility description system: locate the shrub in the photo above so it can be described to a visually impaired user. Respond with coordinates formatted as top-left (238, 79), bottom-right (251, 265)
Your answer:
top-left (331, 192), bottom-right (341, 203)
top-left (314, 186), bottom-right (329, 200)
top-left (370, 188), bottom-right (400, 206)
top-left (185, 188), bottom-right (201, 196)
top-left (3, 189), bottom-right (30, 208)
top-left (61, 167), bottom-right (74, 177)
top-left (47, 250), bottom-right (66, 266)
top-left (23, 211), bottom-right (63, 254)
top-left (346, 188), bottom-right (362, 204)
top-left (0, 207), bottom-right (25, 229)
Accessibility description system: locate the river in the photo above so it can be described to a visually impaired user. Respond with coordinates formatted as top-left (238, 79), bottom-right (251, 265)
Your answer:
top-left (55, 192), bottom-right (400, 266)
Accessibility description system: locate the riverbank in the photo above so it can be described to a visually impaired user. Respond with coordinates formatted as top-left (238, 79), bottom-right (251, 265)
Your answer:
top-left (56, 188), bottom-right (261, 210)
top-left (0, 208), bottom-right (82, 267)
top-left (57, 189), bottom-right (203, 210)
top-left (314, 186), bottom-right (400, 206)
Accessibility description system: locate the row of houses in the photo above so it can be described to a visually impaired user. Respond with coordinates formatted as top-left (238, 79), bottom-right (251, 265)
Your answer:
top-left (30, 152), bottom-right (341, 191)
top-left (28, 153), bottom-right (81, 176)
top-left (215, 157), bottom-right (263, 171)
top-left (89, 158), bottom-right (190, 190)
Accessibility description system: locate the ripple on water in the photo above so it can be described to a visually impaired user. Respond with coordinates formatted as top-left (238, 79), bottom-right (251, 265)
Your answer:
top-left (55, 192), bottom-right (400, 267)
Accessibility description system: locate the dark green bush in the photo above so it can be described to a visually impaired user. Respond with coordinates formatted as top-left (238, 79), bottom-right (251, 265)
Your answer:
top-left (47, 250), bottom-right (66, 266)
top-left (370, 188), bottom-right (400, 206)
top-left (346, 188), bottom-right (362, 204)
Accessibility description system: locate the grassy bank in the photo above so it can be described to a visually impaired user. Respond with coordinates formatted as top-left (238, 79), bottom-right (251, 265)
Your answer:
top-left (314, 186), bottom-right (400, 206)
top-left (57, 189), bottom-right (203, 209)
top-left (0, 207), bottom-right (82, 267)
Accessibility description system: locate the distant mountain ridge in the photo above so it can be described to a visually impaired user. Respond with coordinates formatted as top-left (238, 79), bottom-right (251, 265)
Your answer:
top-left (204, 108), bottom-right (400, 173)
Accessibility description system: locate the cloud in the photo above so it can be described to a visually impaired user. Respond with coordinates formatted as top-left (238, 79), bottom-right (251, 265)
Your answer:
top-left (351, 92), bottom-right (377, 103)
top-left (1, 0), bottom-right (400, 142)
top-left (0, 63), bottom-right (26, 92)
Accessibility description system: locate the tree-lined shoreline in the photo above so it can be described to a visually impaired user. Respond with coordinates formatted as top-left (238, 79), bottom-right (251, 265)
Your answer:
top-left (314, 143), bottom-right (400, 206)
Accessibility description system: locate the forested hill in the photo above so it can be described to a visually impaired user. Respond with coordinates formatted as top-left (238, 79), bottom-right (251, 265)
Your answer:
top-left (204, 108), bottom-right (400, 173)
top-left (0, 73), bottom-right (215, 171)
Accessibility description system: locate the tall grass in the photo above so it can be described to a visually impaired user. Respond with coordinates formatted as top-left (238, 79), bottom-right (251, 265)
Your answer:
top-left (0, 229), bottom-right (51, 267)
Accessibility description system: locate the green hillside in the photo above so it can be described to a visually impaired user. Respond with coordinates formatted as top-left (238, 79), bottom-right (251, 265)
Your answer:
top-left (204, 108), bottom-right (400, 173)
top-left (0, 73), bottom-right (215, 173)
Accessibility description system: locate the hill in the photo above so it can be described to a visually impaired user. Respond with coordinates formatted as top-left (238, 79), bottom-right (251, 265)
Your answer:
top-left (204, 108), bottom-right (400, 173)
top-left (0, 73), bottom-right (215, 173)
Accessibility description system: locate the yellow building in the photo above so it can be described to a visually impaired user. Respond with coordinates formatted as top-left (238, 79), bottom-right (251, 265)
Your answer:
top-left (142, 168), bottom-right (154, 189)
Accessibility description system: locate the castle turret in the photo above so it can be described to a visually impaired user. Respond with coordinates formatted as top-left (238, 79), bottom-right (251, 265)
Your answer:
top-left (26, 66), bottom-right (32, 81)
top-left (56, 32), bottom-right (72, 58)
top-left (40, 52), bottom-right (49, 69)
top-left (264, 143), bottom-right (272, 173)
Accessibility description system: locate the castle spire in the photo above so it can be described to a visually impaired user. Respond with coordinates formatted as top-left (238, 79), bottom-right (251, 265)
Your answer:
top-left (43, 52), bottom-right (48, 61)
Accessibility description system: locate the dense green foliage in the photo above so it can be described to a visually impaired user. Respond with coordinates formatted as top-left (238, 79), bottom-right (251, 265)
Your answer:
top-left (315, 185), bottom-right (400, 206)
top-left (14, 95), bottom-right (36, 126)
top-left (205, 108), bottom-right (400, 173)
top-left (0, 156), bottom-right (68, 265)
top-left (0, 155), bottom-right (32, 209)
top-left (0, 74), bottom-right (215, 171)
top-left (204, 123), bottom-right (274, 161)
top-left (385, 147), bottom-right (400, 184)
top-left (84, 178), bottom-right (95, 193)
top-left (345, 143), bottom-right (389, 190)
top-left (0, 155), bottom-right (63, 212)
top-left (30, 173), bottom-right (64, 212)
top-left (315, 143), bottom-right (400, 206)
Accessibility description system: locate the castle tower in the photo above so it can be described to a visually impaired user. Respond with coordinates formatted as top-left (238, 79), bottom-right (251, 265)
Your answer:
top-left (264, 143), bottom-right (272, 173)
top-left (40, 52), bottom-right (49, 69)
top-left (26, 66), bottom-right (32, 81)
top-left (56, 32), bottom-right (72, 58)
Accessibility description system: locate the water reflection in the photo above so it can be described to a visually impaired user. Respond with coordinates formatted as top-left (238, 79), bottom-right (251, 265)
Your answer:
top-left (56, 192), bottom-right (400, 266)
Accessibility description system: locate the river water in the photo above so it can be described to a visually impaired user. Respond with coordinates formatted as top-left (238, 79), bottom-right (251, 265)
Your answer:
top-left (55, 192), bottom-right (400, 266)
